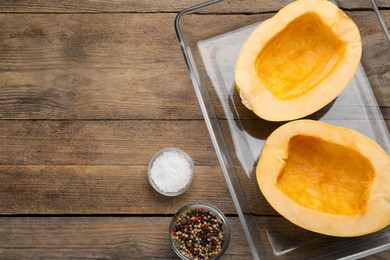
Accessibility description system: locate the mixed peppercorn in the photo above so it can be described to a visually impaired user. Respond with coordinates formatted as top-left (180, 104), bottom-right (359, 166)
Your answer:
top-left (171, 207), bottom-right (226, 260)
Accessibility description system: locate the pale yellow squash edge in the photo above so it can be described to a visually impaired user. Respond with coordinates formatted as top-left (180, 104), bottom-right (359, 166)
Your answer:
top-left (256, 120), bottom-right (390, 237)
top-left (235, 0), bottom-right (362, 121)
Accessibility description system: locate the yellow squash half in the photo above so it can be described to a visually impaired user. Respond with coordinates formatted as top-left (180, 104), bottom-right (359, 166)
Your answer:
top-left (256, 120), bottom-right (390, 237)
top-left (235, 0), bottom-right (362, 121)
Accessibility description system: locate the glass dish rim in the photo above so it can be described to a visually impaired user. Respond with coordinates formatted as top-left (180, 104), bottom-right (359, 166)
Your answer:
top-left (174, 1), bottom-right (390, 259)
top-left (169, 202), bottom-right (231, 260)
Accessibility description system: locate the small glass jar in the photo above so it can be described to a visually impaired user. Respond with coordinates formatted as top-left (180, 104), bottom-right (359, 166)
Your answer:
top-left (148, 147), bottom-right (195, 196)
top-left (169, 202), bottom-right (231, 259)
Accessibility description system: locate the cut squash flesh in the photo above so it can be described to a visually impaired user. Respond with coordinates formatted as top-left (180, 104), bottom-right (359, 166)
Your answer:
top-left (257, 120), bottom-right (390, 237)
top-left (235, 0), bottom-right (362, 121)
top-left (277, 135), bottom-right (374, 216)
top-left (256, 12), bottom-right (346, 100)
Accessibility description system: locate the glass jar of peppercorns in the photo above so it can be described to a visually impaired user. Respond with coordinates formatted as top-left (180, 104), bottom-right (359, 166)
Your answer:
top-left (169, 203), bottom-right (231, 260)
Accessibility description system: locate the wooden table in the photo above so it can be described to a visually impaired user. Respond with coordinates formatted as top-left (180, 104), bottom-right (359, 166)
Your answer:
top-left (0, 0), bottom-right (389, 259)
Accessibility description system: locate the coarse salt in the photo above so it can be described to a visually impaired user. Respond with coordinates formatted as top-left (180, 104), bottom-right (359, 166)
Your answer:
top-left (150, 149), bottom-right (193, 194)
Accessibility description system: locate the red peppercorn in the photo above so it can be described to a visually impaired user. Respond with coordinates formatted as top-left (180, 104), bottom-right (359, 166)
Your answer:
top-left (171, 207), bottom-right (226, 259)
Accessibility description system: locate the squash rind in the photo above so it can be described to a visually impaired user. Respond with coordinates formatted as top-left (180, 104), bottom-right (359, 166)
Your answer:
top-left (256, 120), bottom-right (390, 237)
top-left (235, 0), bottom-right (362, 121)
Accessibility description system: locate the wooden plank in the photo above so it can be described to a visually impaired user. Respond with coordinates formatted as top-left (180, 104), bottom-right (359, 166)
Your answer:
top-left (0, 165), bottom-right (237, 214)
top-left (0, 68), bottom-right (201, 120)
top-left (382, 9), bottom-right (390, 31)
top-left (0, 13), bottom-right (200, 120)
top-left (354, 10), bottom-right (390, 121)
top-left (1, 12), bottom-right (388, 120)
top-left (0, 0), bottom-right (388, 13)
top-left (0, 216), bottom-right (387, 259)
top-left (0, 165), bottom-right (274, 215)
top-left (1, 12), bottom-right (388, 71)
top-left (0, 120), bottom-right (218, 166)
top-left (0, 216), bottom-right (252, 259)
top-left (0, 165), bottom-right (387, 257)
top-left (0, 13), bottom-right (183, 70)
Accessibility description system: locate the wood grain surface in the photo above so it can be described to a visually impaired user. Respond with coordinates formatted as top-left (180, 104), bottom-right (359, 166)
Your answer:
top-left (0, 165), bottom-right (272, 215)
top-left (0, 0), bottom-right (389, 13)
top-left (0, 0), bottom-right (389, 258)
top-left (0, 217), bottom-right (252, 259)
top-left (0, 165), bottom-right (235, 214)
top-left (0, 216), bottom-right (387, 259)
top-left (0, 120), bottom-right (217, 165)
top-left (0, 12), bottom-right (388, 121)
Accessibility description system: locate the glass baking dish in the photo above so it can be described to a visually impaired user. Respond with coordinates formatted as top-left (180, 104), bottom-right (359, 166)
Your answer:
top-left (175, 0), bottom-right (390, 259)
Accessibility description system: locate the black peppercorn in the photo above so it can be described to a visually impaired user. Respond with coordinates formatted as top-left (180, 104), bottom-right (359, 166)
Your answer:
top-left (171, 207), bottom-right (226, 260)
top-left (181, 217), bottom-right (188, 225)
